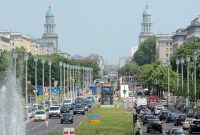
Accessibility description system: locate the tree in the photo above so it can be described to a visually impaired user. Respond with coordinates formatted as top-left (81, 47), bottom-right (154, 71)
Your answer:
top-left (134, 37), bottom-right (156, 66)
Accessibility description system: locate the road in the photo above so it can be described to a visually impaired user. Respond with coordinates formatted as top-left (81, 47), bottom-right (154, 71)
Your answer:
top-left (25, 109), bottom-right (88, 135)
top-left (138, 101), bottom-right (198, 135)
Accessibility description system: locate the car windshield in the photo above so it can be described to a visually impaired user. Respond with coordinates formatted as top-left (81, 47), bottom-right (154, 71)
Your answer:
top-left (36, 111), bottom-right (45, 115)
top-left (152, 119), bottom-right (160, 124)
top-left (76, 105), bottom-right (83, 108)
top-left (62, 113), bottom-right (70, 116)
top-left (64, 100), bottom-right (71, 103)
top-left (173, 128), bottom-right (184, 133)
top-left (50, 107), bottom-right (59, 110)
top-left (178, 115), bottom-right (186, 120)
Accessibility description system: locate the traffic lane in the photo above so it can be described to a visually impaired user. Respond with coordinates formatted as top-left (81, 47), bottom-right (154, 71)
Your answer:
top-left (25, 110), bottom-right (87, 135)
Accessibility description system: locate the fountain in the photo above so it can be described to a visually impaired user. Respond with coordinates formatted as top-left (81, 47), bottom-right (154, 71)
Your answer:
top-left (0, 68), bottom-right (25, 135)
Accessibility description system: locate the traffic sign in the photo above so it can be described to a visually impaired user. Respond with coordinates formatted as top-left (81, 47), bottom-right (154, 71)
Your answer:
top-left (90, 114), bottom-right (100, 119)
top-left (90, 119), bottom-right (100, 124)
top-left (63, 128), bottom-right (75, 135)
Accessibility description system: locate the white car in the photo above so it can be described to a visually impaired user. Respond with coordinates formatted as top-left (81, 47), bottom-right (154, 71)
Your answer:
top-left (34, 111), bottom-right (47, 121)
top-left (48, 106), bottom-right (61, 118)
top-left (154, 106), bottom-right (164, 115)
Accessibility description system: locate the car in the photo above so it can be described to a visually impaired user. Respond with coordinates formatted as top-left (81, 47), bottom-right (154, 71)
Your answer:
top-left (154, 106), bottom-right (164, 115)
top-left (166, 113), bottom-right (177, 123)
top-left (160, 100), bottom-right (167, 106)
top-left (159, 111), bottom-right (168, 121)
top-left (187, 109), bottom-right (194, 117)
top-left (73, 105), bottom-right (85, 115)
top-left (86, 96), bottom-right (94, 102)
top-left (174, 114), bottom-right (187, 126)
top-left (141, 111), bottom-right (152, 121)
top-left (48, 106), bottom-right (61, 118)
top-left (143, 115), bottom-right (156, 125)
top-left (146, 119), bottom-right (162, 133)
top-left (60, 112), bottom-right (73, 124)
top-left (34, 111), bottom-right (47, 121)
top-left (166, 128), bottom-right (186, 135)
top-left (82, 102), bottom-right (89, 111)
top-left (183, 118), bottom-right (193, 130)
top-left (63, 99), bottom-right (73, 106)
top-left (60, 105), bottom-right (70, 113)
top-left (70, 102), bottom-right (76, 110)
top-left (84, 100), bottom-right (92, 108)
top-left (189, 119), bottom-right (200, 134)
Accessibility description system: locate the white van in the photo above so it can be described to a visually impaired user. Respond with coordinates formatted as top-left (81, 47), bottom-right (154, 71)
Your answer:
top-left (48, 106), bottom-right (61, 118)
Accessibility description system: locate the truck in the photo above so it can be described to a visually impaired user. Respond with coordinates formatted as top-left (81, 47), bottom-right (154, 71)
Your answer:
top-left (136, 96), bottom-right (147, 107)
top-left (147, 96), bottom-right (158, 109)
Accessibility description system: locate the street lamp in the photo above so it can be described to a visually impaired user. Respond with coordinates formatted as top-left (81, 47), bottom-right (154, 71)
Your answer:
top-left (186, 55), bottom-right (190, 108)
top-left (41, 58), bottom-right (45, 101)
top-left (24, 53), bottom-right (29, 106)
top-left (82, 67), bottom-right (85, 92)
top-left (66, 64), bottom-right (69, 98)
top-left (59, 61), bottom-right (63, 101)
top-left (34, 56), bottom-right (38, 103)
top-left (12, 51), bottom-right (18, 78)
top-left (48, 60), bottom-right (52, 104)
top-left (63, 63), bottom-right (66, 99)
top-left (192, 53), bottom-right (198, 105)
top-left (180, 57), bottom-right (184, 94)
top-left (176, 58), bottom-right (180, 96)
top-left (164, 60), bottom-right (170, 104)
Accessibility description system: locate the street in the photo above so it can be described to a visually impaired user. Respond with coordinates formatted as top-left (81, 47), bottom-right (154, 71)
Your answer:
top-left (26, 109), bottom-right (88, 135)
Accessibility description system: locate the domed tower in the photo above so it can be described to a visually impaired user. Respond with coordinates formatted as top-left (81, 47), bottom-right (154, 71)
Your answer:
top-left (139, 5), bottom-right (154, 44)
top-left (42, 6), bottom-right (58, 54)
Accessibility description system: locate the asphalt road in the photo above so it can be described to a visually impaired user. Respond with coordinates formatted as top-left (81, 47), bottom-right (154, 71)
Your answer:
top-left (25, 109), bottom-right (88, 135)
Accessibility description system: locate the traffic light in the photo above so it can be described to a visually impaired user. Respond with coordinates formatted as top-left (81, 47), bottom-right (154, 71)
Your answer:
top-left (133, 113), bottom-right (137, 123)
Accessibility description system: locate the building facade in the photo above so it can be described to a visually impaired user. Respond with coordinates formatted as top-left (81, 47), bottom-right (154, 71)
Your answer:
top-left (156, 34), bottom-right (173, 63)
top-left (139, 5), bottom-right (155, 44)
top-left (172, 29), bottom-right (187, 54)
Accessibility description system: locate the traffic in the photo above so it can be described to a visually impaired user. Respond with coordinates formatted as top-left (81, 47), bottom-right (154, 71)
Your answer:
top-left (134, 86), bottom-right (200, 135)
top-left (25, 96), bottom-right (95, 135)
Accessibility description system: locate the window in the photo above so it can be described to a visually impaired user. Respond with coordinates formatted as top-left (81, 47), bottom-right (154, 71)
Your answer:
top-left (166, 48), bottom-right (169, 52)
top-left (170, 48), bottom-right (173, 51)
top-left (166, 53), bottom-right (168, 57)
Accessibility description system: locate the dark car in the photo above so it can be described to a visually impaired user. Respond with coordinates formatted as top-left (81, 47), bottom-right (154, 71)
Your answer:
top-left (143, 115), bottom-right (156, 125)
top-left (60, 106), bottom-right (70, 113)
top-left (60, 113), bottom-right (73, 124)
top-left (187, 109), bottom-right (194, 117)
top-left (84, 100), bottom-right (92, 108)
top-left (81, 102), bottom-right (89, 111)
top-left (166, 113), bottom-right (177, 123)
top-left (147, 119), bottom-right (162, 133)
top-left (174, 114), bottom-right (186, 126)
top-left (166, 128), bottom-right (186, 135)
top-left (159, 111), bottom-right (168, 121)
top-left (189, 119), bottom-right (200, 134)
top-left (71, 102), bottom-right (76, 110)
top-left (73, 105), bottom-right (85, 115)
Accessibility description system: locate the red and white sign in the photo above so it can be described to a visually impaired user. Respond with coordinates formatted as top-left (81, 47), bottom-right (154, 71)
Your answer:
top-left (63, 128), bottom-right (75, 135)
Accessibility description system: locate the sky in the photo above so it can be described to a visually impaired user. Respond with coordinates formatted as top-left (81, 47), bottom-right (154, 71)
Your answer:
top-left (0, 0), bottom-right (200, 64)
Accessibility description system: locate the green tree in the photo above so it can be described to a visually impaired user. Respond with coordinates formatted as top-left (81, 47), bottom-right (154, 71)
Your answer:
top-left (134, 37), bottom-right (156, 66)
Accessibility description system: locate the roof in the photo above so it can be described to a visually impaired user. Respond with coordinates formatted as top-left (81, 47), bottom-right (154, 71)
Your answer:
top-left (46, 6), bottom-right (54, 17)
top-left (143, 5), bottom-right (151, 16)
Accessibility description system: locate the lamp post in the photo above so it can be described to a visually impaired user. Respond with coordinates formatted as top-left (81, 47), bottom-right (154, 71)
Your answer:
top-left (167, 61), bottom-right (170, 105)
top-left (24, 53), bottom-right (29, 106)
top-left (12, 52), bottom-right (18, 80)
top-left (48, 60), bottom-right (52, 104)
top-left (180, 57), bottom-right (184, 94)
top-left (176, 58), bottom-right (180, 96)
top-left (34, 56), bottom-right (38, 103)
top-left (192, 53), bottom-right (198, 105)
top-left (82, 67), bottom-right (85, 92)
top-left (59, 61), bottom-right (63, 101)
top-left (63, 63), bottom-right (66, 99)
top-left (69, 65), bottom-right (72, 99)
top-left (72, 65), bottom-right (75, 98)
top-left (66, 64), bottom-right (69, 98)
top-left (186, 55), bottom-right (190, 108)
top-left (41, 58), bottom-right (45, 101)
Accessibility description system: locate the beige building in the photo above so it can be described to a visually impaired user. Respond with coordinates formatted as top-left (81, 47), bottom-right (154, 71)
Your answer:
top-left (172, 29), bottom-right (187, 54)
top-left (0, 34), bottom-right (10, 51)
top-left (186, 15), bottom-right (200, 42)
top-left (156, 34), bottom-right (173, 63)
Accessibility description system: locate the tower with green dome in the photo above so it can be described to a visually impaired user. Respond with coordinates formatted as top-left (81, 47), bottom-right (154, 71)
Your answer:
top-left (42, 6), bottom-right (58, 54)
top-left (139, 5), bottom-right (154, 44)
